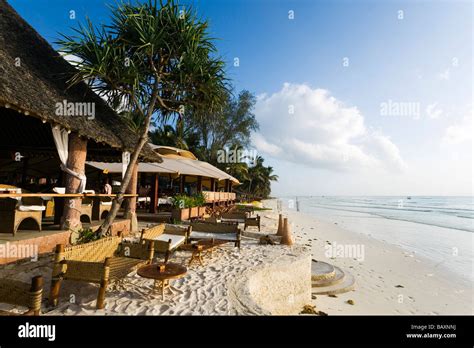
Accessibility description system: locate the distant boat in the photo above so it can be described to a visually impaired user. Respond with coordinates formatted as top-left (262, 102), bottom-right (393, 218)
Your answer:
top-left (407, 196), bottom-right (412, 200)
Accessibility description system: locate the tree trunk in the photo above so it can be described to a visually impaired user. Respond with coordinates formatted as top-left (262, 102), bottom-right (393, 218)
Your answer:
top-left (149, 173), bottom-right (159, 213)
top-left (60, 133), bottom-right (87, 231)
top-left (123, 162), bottom-right (138, 232)
top-left (98, 85), bottom-right (160, 236)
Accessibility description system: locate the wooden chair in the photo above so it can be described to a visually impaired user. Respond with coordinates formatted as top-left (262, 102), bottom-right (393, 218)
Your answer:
top-left (49, 234), bottom-right (154, 309)
top-left (0, 276), bottom-right (43, 316)
top-left (220, 211), bottom-right (248, 224)
top-left (189, 222), bottom-right (241, 248)
top-left (140, 224), bottom-right (191, 254)
top-left (244, 215), bottom-right (261, 231)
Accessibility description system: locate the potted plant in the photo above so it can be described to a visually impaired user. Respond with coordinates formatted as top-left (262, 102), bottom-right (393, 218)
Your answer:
top-left (171, 195), bottom-right (191, 220)
top-left (193, 192), bottom-right (206, 217)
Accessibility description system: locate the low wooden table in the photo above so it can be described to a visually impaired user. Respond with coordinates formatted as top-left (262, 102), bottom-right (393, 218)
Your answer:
top-left (180, 239), bottom-right (228, 267)
top-left (137, 262), bottom-right (187, 301)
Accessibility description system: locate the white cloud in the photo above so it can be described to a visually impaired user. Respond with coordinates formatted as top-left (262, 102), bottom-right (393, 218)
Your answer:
top-left (60, 52), bottom-right (83, 66)
top-left (252, 83), bottom-right (407, 172)
top-left (442, 114), bottom-right (473, 145)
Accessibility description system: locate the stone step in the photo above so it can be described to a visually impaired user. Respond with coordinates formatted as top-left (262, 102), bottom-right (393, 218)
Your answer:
top-left (311, 259), bottom-right (335, 281)
top-left (311, 269), bottom-right (355, 295)
top-left (312, 265), bottom-right (345, 287)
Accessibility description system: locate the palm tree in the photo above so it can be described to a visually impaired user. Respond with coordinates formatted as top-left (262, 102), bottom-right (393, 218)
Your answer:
top-left (241, 156), bottom-right (278, 199)
top-left (58, 0), bottom-right (228, 234)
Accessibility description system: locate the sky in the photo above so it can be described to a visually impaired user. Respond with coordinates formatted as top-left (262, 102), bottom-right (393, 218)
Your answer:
top-left (8, 0), bottom-right (473, 196)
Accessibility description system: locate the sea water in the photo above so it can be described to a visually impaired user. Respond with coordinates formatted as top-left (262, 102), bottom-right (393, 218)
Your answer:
top-left (279, 196), bottom-right (473, 282)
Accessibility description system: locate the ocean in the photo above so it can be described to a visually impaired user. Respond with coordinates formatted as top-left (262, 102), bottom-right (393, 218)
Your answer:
top-left (296, 196), bottom-right (474, 233)
top-left (278, 196), bottom-right (474, 282)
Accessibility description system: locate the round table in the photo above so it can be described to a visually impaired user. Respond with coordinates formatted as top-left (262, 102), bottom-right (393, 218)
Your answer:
top-left (137, 262), bottom-right (187, 301)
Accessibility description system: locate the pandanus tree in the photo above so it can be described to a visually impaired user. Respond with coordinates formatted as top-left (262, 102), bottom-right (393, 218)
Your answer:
top-left (58, 0), bottom-right (228, 235)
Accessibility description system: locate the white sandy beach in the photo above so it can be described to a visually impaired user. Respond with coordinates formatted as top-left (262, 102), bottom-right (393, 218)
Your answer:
top-left (0, 199), bottom-right (471, 315)
top-left (261, 199), bottom-right (473, 315)
top-left (0, 226), bottom-right (310, 315)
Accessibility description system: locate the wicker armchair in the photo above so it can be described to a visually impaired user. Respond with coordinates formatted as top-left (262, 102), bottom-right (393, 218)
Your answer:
top-left (90, 196), bottom-right (112, 221)
top-left (53, 187), bottom-right (93, 223)
top-left (0, 276), bottom-right (43, 316)
top-left (0, 196), bottom-right (44, 235)
top-left (49, 235), bottom-right (154, 309)
top-left (140, 223), bottom-right (191, 253)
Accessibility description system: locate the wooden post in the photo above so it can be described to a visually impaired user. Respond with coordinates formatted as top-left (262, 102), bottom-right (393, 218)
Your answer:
top-left (210, 178), bottom-right (215, 209)
top-left (49, 244), bottom-right (64, 306)
top-left (21, 157), bottom-right (29, 188)
top-left (97, 258), bottom-right (111, 309)
top-left (197, 176), bottom-right (202, 193)
top-left (225, 179), bottom-right (230, 192)
top-left (60, 132), bottom-right (87, 231)
top-left (149, 173), bottom-right (159, 214)
top-left (30, 275), bottom-right (43, 316)
top-left (210, 178), bottom-right (215, 192)
top-left (180, 175), bottom-right (186, 194)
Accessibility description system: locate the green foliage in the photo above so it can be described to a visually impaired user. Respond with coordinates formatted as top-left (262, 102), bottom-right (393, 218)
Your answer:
top-left (241, 156), bottom-right (278, 199)
top-left (193, 192), bottom-right (206, 206)
top-left (76, 228), bottom-right (101, 245)
top-left (57, 0), bottom-right (230, 235)
top-left (171, 193), bottom-right (206, 208)
top-left (171, 194), bottom-right (192, 208)
top-left (57, 0), bottom-right (229, 128)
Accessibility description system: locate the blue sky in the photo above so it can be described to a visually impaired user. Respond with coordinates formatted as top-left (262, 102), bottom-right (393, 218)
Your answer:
top-left (9, 0), bottom-right (473, 195)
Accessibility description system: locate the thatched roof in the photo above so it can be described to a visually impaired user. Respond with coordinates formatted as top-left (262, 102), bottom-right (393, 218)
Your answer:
top-left (0, 0), bottom-right (160, 162)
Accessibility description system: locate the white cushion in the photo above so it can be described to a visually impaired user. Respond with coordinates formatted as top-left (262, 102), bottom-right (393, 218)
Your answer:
top-left (18, 205), bottom-right (45, 212)
top-left (101, 201), bottom-right (113, 206)
top-left (190, 231), bottom-right (237, 241)
top-left (137, 197), bottom-right (150, 202)
top-left (158, 197), bottom-right (173, 205)
top-left (153, 233), bottom-right (186, 249)
top-left (0, 188), bottom-right (21, 193)
top-left (221, 218), bottom-right (245, 224)
top-left (53, 187), bottom-right (65, 194)
top-left (83, 190), bottom-right (95, 194)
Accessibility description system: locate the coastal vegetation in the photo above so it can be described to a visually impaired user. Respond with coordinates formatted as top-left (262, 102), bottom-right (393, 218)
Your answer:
top-left (58, 0), bottom-right (230, 234)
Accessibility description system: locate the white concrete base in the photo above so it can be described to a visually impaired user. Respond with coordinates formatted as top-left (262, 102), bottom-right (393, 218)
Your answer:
top-left (228, 246), bottom-right (311, 315)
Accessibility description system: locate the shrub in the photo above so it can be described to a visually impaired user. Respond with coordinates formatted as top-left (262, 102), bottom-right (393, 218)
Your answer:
top-left (76, 228), bottom-right (101, 244)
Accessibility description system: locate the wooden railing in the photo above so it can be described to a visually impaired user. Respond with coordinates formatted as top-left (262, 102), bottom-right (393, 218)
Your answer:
top-left (202, 191), bottom-right (236, 203)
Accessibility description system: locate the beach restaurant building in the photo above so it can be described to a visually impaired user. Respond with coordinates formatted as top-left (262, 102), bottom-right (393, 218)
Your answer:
top-left (0, 0), bottom-right (238, 264)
